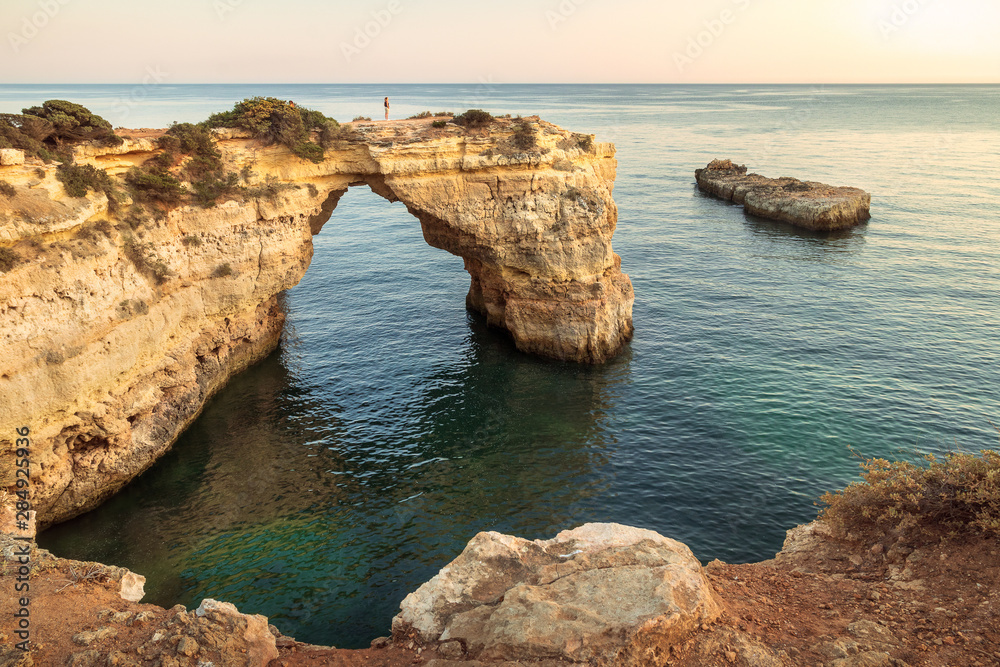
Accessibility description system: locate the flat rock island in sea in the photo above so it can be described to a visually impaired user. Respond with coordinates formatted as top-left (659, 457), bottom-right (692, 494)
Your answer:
top-left (695, 159), bottom-right (871, 231)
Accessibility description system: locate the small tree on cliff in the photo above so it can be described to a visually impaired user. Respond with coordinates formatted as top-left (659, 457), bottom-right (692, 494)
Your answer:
top-left (202, 97), bottom-right (339, 163)
top-left (0, 100), bottom-right (121, 160)
top-left (453, 109), bottom-right (494, 129)
top-left (20, 100), bottom-right (122, 146)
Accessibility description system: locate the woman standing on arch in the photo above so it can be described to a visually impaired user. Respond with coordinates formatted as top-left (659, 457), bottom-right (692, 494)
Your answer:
top-left (384, 96), bottom-right (389, 121)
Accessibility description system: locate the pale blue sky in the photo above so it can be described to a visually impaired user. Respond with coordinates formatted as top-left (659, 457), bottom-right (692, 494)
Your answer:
top-left (1, 0), bottom-right (997, 83)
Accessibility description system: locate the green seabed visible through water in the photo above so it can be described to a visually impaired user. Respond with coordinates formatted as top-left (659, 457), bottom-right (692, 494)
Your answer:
top-left (31, 84), bottom-right (1000, 647)
top-left (41, 313), bottom-right (627, 643)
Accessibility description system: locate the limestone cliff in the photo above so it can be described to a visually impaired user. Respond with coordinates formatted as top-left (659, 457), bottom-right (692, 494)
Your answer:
top-left (0, 117), bottom-right (633, 526)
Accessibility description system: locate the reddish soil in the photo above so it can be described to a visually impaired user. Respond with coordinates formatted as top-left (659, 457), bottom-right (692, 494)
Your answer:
top-left (670, 534), bottom-right (1000, 667)
top-left (0, 556), bottom-right (167, 665)
top-left (272, 645), bottom-right (436, 667)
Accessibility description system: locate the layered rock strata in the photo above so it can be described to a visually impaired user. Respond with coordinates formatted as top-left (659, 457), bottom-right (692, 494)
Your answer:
top-left (0, 117), bottom-right (633, 526)
top-left (392, 523), bottom-right (722, 666)
top-left (695, 159), bottom-right (871, 230)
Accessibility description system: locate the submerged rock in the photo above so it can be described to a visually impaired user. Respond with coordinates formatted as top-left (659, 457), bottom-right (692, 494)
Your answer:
top-left (392, 523), bottom-right (722, 666)
top-left (695, 159), bottom-right (871, 231)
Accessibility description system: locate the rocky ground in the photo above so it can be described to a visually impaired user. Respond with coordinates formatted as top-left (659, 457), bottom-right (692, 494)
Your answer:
top-left (1, 521), bottom-right (997, 667)
top-left (680, 523), bottom-right (1000, 667)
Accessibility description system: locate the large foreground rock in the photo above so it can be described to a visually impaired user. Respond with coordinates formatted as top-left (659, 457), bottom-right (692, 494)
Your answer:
top-left (393, 523), bottom-right (722, 666)
top-left (135, 598), bottom-right (278, 666)
top-left (695, 159), bottom-right (871, 231)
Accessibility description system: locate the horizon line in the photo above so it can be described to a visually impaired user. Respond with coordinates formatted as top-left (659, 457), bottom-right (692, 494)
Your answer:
top-left (2, 81), bottom-right (998, 87)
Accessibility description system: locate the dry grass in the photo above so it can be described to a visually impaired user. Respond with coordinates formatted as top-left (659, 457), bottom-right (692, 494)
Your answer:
top-left (820, 428), bottom-right (1000, 542)
top-left (56, 564), bottom-right (108, 593)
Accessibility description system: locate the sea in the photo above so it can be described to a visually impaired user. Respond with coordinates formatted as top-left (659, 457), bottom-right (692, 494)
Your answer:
top-left (8, 83), bottom-right (998, 648)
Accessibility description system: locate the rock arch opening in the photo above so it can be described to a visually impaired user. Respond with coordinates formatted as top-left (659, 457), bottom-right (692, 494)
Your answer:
top-left (302, 155), bottom-right (634, 365)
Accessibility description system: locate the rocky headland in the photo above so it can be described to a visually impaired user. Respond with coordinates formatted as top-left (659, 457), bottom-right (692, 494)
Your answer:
top-left (0, 115), bottom-right (633, 527)
top-left (695, 159), bottom-right (871, 231)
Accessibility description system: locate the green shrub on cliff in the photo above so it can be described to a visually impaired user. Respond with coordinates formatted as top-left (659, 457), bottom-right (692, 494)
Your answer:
top-left (512, 122), bottom-right (536, 150)
top-left (407, 111), bottom-right (452, 120)
top-left (1, 100), bottom-right (120, 161)
top-left (202, 97), bottom-right (338, 163)
top-left (0, 180), bottom-right (15, 198)
top-left (191, 172), bottom-right (240, 208)
top-left (183, 155), bottom-right (223, 182)
top-left (453, 109), bottom-right (494, 129)
top-left (150, 123), bottom-right (241, 208)
top-left (290, 141), bottom-right (325, 163)
top-left (166, 123), bottom-right (219, 161)
top-left (241, 175), bottom-right (290, 201)
top-left (124, 167), bottom-right (187, 205)
top-left (56, 163), bottom-right (118, 207)
top-left (0, 116), bottom-right (48, 160)
top-left (20, 100), bottom-right (122, 146)
top-left (122, 234), bottom-right (171, 285)
top-left (820, 444), bottom-right (1000, 541)
top-left (161, 124), bottom-right (223, 182)
top-left (126, 122), bottom-right (238, 208)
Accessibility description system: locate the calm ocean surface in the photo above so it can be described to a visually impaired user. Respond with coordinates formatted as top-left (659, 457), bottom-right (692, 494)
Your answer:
top-left (16, 84), bottom-right (1000, 647)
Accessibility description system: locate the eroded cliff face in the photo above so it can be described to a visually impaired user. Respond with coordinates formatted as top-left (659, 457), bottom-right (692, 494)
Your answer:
top-left (0, 117), bottom-right (632, 526)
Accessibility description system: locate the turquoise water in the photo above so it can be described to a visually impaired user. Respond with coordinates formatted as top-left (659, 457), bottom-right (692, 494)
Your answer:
top-left (23, 84), bottom-right (1000, 647)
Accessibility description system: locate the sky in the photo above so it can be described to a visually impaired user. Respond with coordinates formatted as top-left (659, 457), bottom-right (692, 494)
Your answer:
top-left (1, 0), bottom-right (998, 84)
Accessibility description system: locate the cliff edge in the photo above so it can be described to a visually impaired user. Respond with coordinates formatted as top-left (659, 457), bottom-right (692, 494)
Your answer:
top-left (3, 519), bottom-right (996, 666)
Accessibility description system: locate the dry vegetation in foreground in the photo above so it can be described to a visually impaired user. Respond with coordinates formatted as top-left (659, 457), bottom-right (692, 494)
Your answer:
top-left (820, 432), bottom-right (1000, 545)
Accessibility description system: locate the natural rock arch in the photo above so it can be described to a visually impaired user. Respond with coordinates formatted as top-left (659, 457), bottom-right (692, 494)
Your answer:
top-left (0, 117), bottom-right (633, 526)
top-left (310, 165), bottom-right (633, 363)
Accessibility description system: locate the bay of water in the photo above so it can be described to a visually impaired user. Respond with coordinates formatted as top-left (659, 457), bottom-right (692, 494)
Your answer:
top-left (17, 84), bottom-right (1000, 648)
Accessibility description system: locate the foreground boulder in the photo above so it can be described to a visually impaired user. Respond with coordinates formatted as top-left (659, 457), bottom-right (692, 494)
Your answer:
top-left (392, 523), bottom-right (722, 666)
top-left (695, 159), bottom-right (871, 231)
top-left (130, 599), bottom-right (279, 667)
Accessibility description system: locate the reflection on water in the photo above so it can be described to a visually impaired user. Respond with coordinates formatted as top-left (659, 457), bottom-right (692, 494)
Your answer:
top-left (692, 186), bottom-right (870, 257)
top-left (42, 307), bottom-right (621, 645)
top-left (741, 213), bottom-right (869, 256)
